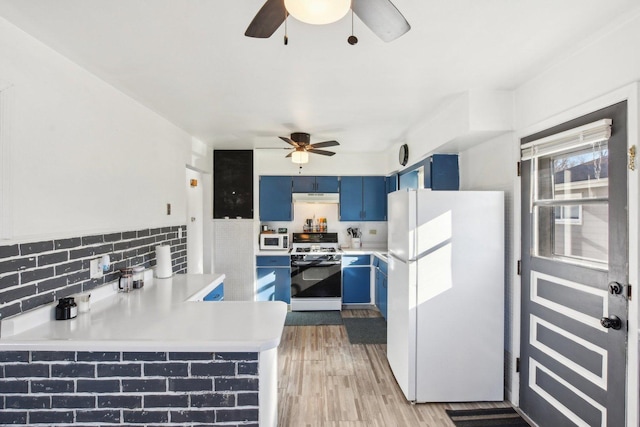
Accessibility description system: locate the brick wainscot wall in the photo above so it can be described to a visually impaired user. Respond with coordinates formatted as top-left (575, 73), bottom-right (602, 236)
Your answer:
top-left (0, 350), bottom-right (259, 426)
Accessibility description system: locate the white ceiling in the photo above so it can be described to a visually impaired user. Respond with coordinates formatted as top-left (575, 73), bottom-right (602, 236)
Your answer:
top-left (0, 0), bottom-right (638, 153)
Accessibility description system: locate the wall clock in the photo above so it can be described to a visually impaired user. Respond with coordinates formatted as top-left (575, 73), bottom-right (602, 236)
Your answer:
top-left (399, 144), bottom-right (409, 166)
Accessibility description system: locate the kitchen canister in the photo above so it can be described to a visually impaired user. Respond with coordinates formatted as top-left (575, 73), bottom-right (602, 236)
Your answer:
top-left (132, 266), bottom-right (145, 289)
top-left (351, 237), bottom-right (361, 249)
top-left (76, 293), bottom-right (91, 313)
top-left (55, 297), bottom-right (78, 320)
top-left (118, 268), bottom-right (133, 293)
top-left (155, 245), bottom-right (173, 278)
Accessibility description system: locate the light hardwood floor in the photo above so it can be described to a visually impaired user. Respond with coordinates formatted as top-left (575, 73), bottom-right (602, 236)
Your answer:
top-left (277, 309), bottom-right (511, 426)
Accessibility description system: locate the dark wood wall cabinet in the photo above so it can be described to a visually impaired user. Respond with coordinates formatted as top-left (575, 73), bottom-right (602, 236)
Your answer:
top-left (213, 150), bottom-right (253, 219)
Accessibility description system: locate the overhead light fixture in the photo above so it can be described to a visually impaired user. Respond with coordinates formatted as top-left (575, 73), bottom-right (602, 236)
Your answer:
top-left (284, 0), bottom-right (351, 25)
top-left (291, 149), bottom-right (309, 164)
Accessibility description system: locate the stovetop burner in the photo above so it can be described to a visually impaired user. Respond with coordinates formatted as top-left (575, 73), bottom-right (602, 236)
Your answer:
top-left (291, 232), bottom-right (340, 255)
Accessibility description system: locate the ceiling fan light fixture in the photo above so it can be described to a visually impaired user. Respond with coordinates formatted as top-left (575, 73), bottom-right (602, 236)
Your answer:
top-left (291, 149), bottom-right (309, 164)
top-left (284, 0), bottom-right (351, 25)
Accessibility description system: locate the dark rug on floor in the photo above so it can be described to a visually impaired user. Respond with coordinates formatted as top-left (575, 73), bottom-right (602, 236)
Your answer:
top-left (343, 317), bottom-right (387, 344)
top-left (284, 311), bottom-right (343, 326)
top-left (446, 408), bottom-right (530, 427)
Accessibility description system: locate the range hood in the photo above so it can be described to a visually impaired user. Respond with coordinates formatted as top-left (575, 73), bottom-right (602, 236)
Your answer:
top-left (292, 193), bottom-right (340, 204)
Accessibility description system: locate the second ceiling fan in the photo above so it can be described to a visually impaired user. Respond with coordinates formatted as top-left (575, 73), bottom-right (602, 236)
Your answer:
top-left (280, 132), bottom-right (340, 161)
top-left (245, 0), bottom-right (410, 43)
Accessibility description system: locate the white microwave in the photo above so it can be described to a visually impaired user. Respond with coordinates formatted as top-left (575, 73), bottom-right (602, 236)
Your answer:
top-left (259, 233), bottom-right (289, 251)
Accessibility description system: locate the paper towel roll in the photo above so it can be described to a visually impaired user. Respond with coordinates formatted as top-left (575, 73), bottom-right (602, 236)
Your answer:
top-left (155, 245), bottom-right (173, 278)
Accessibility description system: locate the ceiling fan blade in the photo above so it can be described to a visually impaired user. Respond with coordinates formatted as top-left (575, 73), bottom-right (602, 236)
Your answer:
top-left (245, 0), bottom-right (287, 38)
top-left (309, 140), bottom-right (340, 149)
top-left (307, 149), bottom-right (336, 156)
top-left (285, 152), bottom-right (293, 158)
top-left (352, 0), bottom-right (411, 42)
top-left (279, 136), bottom-right (299, 147)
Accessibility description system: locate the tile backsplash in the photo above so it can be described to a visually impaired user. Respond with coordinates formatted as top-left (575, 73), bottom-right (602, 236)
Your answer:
top-left (0, 226), bottom-right (187, 320)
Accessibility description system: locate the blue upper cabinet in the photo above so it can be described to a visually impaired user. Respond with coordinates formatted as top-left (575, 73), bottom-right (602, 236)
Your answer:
top-left (339, 176), bottom-right (363, 221)
top-left (431, 154), bottom-right (459, 190)
top-left (362, 176), bottom-right (386, 221)
top-left (259, 176), bottom-right (292, 221)
top-left (385, 174), bottom-right (398, 193)
top-left (339, 176), bottom-right (386, 221)
top-left (315, 176), bottom-right (339, 192)
top-left (396, 154), bottom-right (459, 191)
top-left (399, 169), bottom-right (419, 190)
top-left (292, 176), bottom-right (315, 193)
top-left (292, 176), bottom-right (339, 193)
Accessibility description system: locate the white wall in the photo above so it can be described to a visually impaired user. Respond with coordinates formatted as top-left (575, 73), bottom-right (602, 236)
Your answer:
top-left (0, 16), bottom-right (196, 242)
top-left (459, 132), bottom-right (519, 401)
top-left (515, 9), bottom-right (640, 129)
top-left (255, 149), bottom-right (388, 176)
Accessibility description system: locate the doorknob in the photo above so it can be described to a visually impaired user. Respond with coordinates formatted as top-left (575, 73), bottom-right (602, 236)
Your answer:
top-left (600, 315), bottom-right (622, 330)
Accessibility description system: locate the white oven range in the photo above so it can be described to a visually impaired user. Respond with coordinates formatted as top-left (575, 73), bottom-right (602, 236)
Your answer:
top-left (290, 232), bottom-right (342, 311)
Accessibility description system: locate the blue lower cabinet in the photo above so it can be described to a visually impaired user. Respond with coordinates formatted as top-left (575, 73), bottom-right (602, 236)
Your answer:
top-left (380, 274), bottom-right (388, 320)
top-left (203, 283), bottom-right (224, 301)
top-left (342, 267), bottom-right (371, 304)
top-left (377, 271), bottom-right (388, 320)
top-left (256, 256), bottom-right (291, 303)
top-left (374, 258), bottom-right (388, 319)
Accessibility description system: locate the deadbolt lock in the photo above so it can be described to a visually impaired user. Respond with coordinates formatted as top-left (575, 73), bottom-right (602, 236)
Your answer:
top-left (608, 281), bottom-right (623, 295)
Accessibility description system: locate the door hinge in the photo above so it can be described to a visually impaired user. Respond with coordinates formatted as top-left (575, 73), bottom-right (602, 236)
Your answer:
top-left (517, 161), bottom-right (521, 177)
top-left (628, 284), bottom-right (633, 301)
top-left (515, 357), bottom-right (520, 373)
top-left (517, 260), bottom-right (521, 276)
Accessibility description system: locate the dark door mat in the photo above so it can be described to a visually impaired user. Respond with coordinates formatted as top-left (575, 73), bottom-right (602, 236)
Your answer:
top-left (446, 407), bottom-right (530, 427)
top-left (284, 311), bottom-right (343, 326)
top-left (343, 317), bottom-right (387, 344)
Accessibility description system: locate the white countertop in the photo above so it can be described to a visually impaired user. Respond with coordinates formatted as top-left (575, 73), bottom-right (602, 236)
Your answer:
top-left (256, 250), bottom-right (290, 256)
top-left (255, 247), bottom-right (388, 261)
top-left (341, 247), bottom-right (388, 261)
top-left (0, 274), bottom-right (287, 353)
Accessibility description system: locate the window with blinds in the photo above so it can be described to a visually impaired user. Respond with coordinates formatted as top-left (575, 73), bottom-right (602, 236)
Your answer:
top-left (522, 119), bottom-right (611, 267)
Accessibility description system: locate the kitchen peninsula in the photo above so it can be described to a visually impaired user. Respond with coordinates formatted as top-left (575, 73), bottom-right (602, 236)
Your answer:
top-left (0, 274), bottom-right (287, 427)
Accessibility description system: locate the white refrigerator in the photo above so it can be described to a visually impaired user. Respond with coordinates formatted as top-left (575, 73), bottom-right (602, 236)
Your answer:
top-left (386, 189), bottom-right (504, 402)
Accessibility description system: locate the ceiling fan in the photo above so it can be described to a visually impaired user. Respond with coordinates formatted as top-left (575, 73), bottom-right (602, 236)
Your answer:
top-left (280, 132), bottom-right (340, 162)
top-left (245, 0), bottom-right (410, 43)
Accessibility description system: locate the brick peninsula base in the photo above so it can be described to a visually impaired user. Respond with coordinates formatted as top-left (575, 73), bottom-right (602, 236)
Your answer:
top-left (0, 275), bottom-right (286, 427)
top-left (0, 350), bottom-right (260, 426)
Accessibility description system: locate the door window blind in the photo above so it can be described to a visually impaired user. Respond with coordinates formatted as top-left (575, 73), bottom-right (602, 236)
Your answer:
top-left (521, 119), bottom-right (611, 160)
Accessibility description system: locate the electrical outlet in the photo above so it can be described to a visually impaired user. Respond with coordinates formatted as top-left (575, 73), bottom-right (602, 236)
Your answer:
top-left (369, 229), bottom-right (377, 235)
top-left (89, 258), bottom-right (103, 279)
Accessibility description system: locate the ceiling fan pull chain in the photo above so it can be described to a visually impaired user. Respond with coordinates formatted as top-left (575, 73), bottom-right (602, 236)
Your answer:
top-left (284, 12), bottom-right (289, 45)
top-left (348, 9), bottom-right (358, 45)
